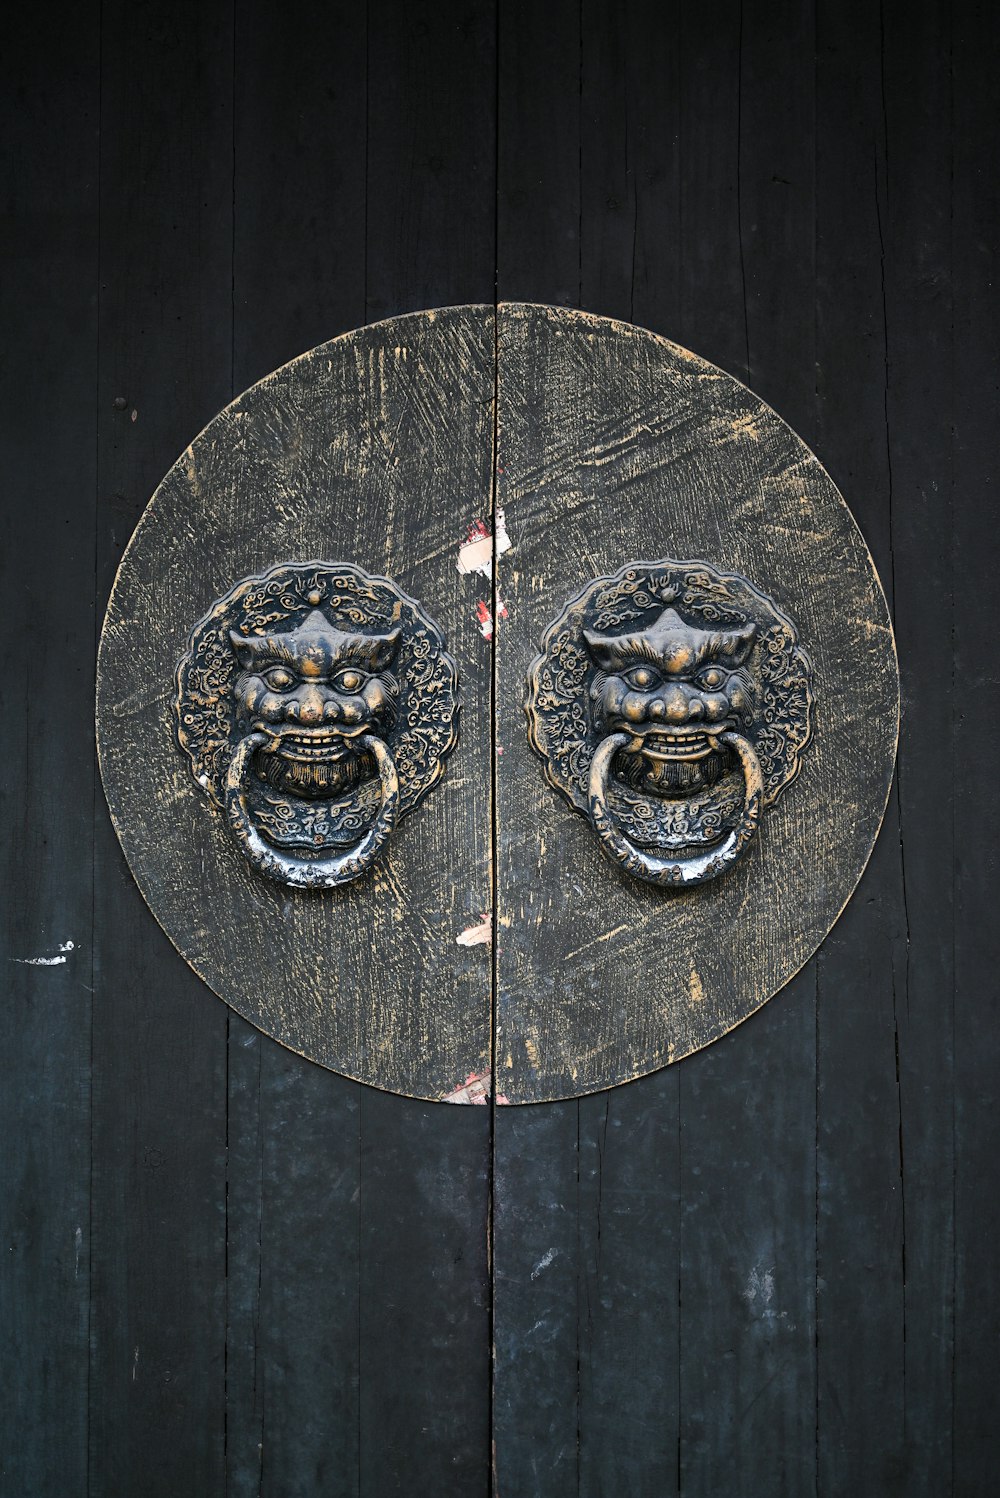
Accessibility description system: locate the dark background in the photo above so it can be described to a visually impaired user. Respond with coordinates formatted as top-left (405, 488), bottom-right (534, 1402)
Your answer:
top-left (3, 2), bottom-right (997, 1494)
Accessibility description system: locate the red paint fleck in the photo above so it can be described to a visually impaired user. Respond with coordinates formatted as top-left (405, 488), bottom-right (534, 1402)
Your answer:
top-left (464, 518), bottom-right (491, 544)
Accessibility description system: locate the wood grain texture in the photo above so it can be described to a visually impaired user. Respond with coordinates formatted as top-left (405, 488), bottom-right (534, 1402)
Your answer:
top-left (670, 7), bottom-right (822, 1491)
top-left (357, 10), bottom-right (495, 1491)
top-left (953, 6), bottom-right (1000, 1491)
top-left (0, 11), bottom-right (98, 1494)
top-left (224, 8), bottom-right (495, 1497)
top-left (494, 302), bottom-right (898, 1103)
top-left (224, 12), bottom-right (370, 1496)
top-left (97, 307), bottom-right (495, 1102)
top-left (88, 4), bottom-right (234, 1492)
top-left (4, 3), bottom-right (1000, 1495)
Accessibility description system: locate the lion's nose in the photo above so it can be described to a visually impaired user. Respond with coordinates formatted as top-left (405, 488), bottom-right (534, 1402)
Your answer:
top-left (663, 685), bottom-right (691, 723)
top-left (294, 685), bottom-right (326, 724)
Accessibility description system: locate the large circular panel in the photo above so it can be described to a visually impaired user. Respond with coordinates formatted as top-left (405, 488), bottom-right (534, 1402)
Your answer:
top-left (99, 303), bottom-right (898, 1104)
top-left (493, 304), bottom-right (899, 1103)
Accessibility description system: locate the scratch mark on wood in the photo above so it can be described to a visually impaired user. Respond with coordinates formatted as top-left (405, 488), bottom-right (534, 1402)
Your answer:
top-left (530, 1247), bottom-right (559, 1280)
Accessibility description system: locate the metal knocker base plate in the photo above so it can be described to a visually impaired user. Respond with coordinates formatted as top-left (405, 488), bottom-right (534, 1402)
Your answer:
top-left (97, 306), bottom-right (899, 1103)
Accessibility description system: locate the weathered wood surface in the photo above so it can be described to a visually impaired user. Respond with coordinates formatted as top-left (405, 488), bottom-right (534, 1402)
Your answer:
top-left (494, 303), bottom-right (897, 1102)
top-left (225, 7), bottom-right (495, 1495)
top-left (491, 3), bottom-right (993, 1497)
top-left (100, 298), bottom-right (892, 1104)
top-left (2, 10), bottom-right (99, 1494)
top-left (4, 1), bottom-right (999, 1495)
top-left (98, 307), bottom-right (495, 1100)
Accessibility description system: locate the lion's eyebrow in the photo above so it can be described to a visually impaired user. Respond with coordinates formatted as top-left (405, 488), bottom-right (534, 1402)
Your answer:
top-left (238, 640), bottom-right (303, 668)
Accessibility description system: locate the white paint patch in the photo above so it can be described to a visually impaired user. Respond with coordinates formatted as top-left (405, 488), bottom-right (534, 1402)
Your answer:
top-left (74, 1226), bottom-right (82, 1278)
top-left (743, 1265), bottom-right (775, 1308)
top-left (457, 510), bottom-right (512, 579)
top-left (531, 1247), bottom-right (559, 1280)
top-left (12, 940), bottom-right (75, 967)
top-left (742, 1264), bottom-right (792, 1326)
top-left (457, 917), bottom-right (492, 948)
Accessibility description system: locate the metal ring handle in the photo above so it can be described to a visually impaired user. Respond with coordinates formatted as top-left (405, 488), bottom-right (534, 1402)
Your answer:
top-left (587, 729), bottom-right (763, 888)
top-left (225, 731), bottom-right (400, 888)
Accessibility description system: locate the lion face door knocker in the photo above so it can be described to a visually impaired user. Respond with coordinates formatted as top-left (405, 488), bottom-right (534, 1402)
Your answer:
top-left (175, 561), bottom-right (460, 889)
top-left (526, 560), bottom-right (814, 888)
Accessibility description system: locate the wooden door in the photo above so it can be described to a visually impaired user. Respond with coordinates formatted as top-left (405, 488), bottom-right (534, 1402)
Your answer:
top-left (4, 4), bottom-right (996, 1496)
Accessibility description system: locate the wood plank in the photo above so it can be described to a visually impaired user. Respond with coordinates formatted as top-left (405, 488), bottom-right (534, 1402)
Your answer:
top-left (366, 0), bottom-right (499, 322)
top-left (577, 8), bottom-right (684, 1493)
top-left (89, 4), bottom-right (234, 1492)
top-left (671, 5), bottom-right (819, 1493)
top-left (874, 2), bottom-right (957, 1490)
top-left (360, 3), bottom-right (496, 1492)
top-left (493, 2), bottom-right (583, 1490)
top-left (225, 7), bottom-right (367, 1493)
top-left (952, 3), bottom-right (1000, 1492)
top-left (814, 1), bottom-right (908, 1488)
top-left (0, 11), bottom-right (99, 1495)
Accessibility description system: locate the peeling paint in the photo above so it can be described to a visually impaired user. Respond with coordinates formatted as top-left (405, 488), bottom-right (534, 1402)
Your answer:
top-left (442, 1071), bottom-right (491, 1105)
top-left (688, 965), bottom-right (705, 1004)
top-left (743, 1265), bottom-right (775, 1308)
top-left (11, 940), bottom-right (75, 967)
top-left (476, 597), bottom-right (508, 639)
top-left (742, 1265), bottom-right (793, 1328)
top-left (457, 917), bottom-right (492, 948)
top-left (456, 509), bottom-right (512, 579)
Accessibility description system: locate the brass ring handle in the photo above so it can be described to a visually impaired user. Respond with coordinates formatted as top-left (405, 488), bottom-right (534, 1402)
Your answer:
top-left (225, 731), bottom-right (400, 889)
top-left (587, 729), bottom-right (764, 888)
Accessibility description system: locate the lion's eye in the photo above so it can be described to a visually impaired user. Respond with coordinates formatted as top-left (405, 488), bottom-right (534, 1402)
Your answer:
top-left (332, 668), bottom-right (365, 692)
top-left (625, 666), bottom-right (660, 690)
top-left (263, 667), bottom-right (294, 691)
top-left (696, 667), bottom-right (727, 690)
top-left (625, 668), bottom-right (664, 689)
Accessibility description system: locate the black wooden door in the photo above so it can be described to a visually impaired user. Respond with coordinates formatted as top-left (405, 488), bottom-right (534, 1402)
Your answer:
top-left (4, 3), bottom-right (996, 1495)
